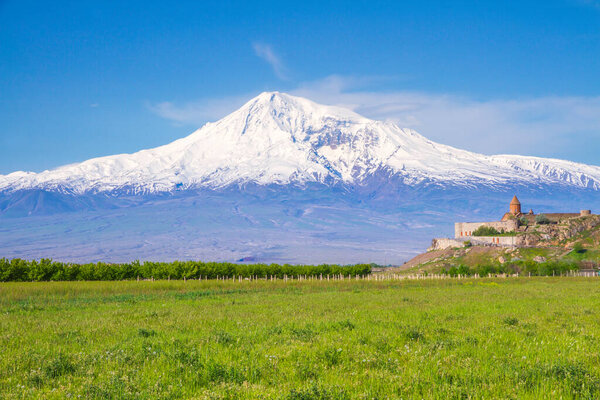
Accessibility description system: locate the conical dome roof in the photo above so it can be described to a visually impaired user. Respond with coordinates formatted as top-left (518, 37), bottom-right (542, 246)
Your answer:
top-left (510, 195), bottom-right (521, 205)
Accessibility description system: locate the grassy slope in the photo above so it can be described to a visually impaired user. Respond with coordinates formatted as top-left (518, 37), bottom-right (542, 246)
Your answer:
top-left (2, 279), bottom-right (600, 399)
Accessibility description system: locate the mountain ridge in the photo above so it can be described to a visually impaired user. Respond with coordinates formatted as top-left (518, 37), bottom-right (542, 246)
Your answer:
top-left (2, 91), bottom-right (600, 195)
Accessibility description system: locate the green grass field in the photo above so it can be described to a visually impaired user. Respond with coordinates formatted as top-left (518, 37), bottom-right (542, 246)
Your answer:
top-left (2, 278), bottom-right (600, 399)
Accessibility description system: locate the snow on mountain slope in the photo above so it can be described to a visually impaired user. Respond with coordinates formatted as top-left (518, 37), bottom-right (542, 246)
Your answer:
top-left (1, 91), bottom-right (600, 194)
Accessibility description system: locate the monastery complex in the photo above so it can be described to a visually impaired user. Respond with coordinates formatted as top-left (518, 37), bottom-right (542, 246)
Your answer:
top-left (431, 196), bottom-right (593, 250)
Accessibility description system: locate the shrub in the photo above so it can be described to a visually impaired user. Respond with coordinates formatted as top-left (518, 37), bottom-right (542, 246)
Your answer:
top-left (519, 217), bottom-right (529, 226)
top-left (472, 226), bottom-right (500, 236)
top-left (572, 242), bottom-right (586, 254)
top-left (444, 264), bottom-right (474, 277)
top-left (535, 214), bottom-right (550, 225)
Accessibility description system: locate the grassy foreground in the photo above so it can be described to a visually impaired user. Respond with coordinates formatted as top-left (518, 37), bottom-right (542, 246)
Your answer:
top-left (1, 278), bottom-right (600, 399)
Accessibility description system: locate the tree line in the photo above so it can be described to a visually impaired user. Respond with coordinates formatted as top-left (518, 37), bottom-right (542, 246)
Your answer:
top-left (0, 258), bottom-right (373, 282)
top-left (442, 260), bottom-right (580, 277)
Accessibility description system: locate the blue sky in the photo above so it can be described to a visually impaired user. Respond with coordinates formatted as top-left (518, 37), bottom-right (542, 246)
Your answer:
top-left (1, 0), bottom-right (599, 174)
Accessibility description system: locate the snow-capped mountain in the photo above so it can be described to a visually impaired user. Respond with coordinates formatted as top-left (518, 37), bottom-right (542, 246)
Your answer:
top-left (1, 91), bottom-right (600, 195)
top-left (2, 92), bottom-right (599, 263)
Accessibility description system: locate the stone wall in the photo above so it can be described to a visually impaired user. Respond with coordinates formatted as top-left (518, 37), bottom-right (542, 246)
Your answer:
top-left (468, 236), bottom-right (523, 247)
top-left (430, 235), bottom-right (524, 250)
top-left (429, 238), bottom-right (467, 251)
top-left (454, 220), bottom-right (518, 238)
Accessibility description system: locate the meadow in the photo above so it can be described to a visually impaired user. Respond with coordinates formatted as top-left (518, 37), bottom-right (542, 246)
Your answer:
top-left (1, 278), bottom-right (600, 399)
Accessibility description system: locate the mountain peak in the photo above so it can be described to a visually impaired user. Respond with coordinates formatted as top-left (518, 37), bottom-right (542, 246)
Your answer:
top-left (236, 91), bottom-right (368, 125)
top-left (254, 90), bottom-right (285, 101)
top-left (245, 91), bottom-right (287, 108)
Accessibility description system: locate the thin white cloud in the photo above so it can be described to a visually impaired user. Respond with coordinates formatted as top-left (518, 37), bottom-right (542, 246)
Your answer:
top-left (291, 76), bottom-right (600, 163)
top-left (252, 42), bottom-right (288, 80)
top-left (147, 94), bottom-right (253, 126)
top-left (147, 75), bottom-right (600, 165)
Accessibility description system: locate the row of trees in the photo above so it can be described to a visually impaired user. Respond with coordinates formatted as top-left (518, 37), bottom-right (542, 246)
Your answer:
top-left (442, 260), bottom-right (580, 277)
top-left (0, 258), bottom-right (373, 282)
